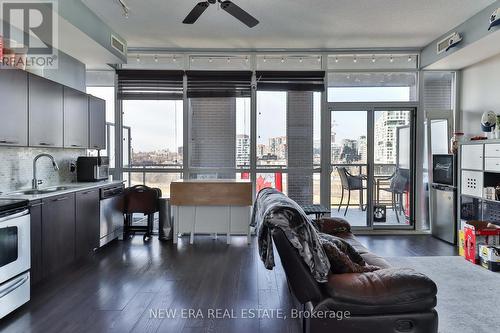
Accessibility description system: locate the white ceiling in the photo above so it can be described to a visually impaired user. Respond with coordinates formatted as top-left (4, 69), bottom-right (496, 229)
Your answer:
top-left (82, 0), bottom-right (495, 50)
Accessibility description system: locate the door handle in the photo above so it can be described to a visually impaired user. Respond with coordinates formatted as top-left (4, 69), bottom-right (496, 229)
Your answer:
top-left (52, 196), bottom-right (69, 202)
top-left (0, 275), bottom-right (29, 299)
top-left (39, 142), bottom-right (54, 146)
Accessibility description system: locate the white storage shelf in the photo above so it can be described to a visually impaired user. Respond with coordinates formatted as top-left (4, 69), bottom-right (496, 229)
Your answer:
top-left (460, 141), bottom-right (500, 200)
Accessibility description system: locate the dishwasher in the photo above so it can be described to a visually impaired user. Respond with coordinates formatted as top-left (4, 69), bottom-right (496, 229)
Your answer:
top-left (99, 184), bottom-right (125, 247)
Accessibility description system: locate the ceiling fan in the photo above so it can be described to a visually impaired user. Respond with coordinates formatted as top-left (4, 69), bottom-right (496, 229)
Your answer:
top-left (183, 0), bottom-right (259, 28)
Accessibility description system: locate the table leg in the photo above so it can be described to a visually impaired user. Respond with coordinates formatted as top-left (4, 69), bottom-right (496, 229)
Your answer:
top-left (173, 206), bottom-right (178, 244)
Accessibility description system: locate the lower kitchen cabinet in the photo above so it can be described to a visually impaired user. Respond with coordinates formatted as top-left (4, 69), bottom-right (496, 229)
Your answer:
top-left (29, 200), bottom-right (43, 286)
top-left (41, 193), bottom-right (76, 278)
top-left (75, 189), bottom-right (100, 258)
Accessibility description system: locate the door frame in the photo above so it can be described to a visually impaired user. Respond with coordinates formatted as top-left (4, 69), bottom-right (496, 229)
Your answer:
top-left (424, 109), bottom-right (454, 232)
top-left (327, 102), bottom-right (418, 230)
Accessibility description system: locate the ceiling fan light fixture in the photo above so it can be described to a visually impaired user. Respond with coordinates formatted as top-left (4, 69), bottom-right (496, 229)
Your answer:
top-left (183, 0), bottom-right (259, 27)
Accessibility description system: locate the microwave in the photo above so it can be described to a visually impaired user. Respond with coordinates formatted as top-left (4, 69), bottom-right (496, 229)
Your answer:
top-left (77, 156), bottom-right (109, 182)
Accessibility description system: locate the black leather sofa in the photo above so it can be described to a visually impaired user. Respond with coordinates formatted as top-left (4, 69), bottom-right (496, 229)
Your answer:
top-left (272, 222), bottom-right (438, 333)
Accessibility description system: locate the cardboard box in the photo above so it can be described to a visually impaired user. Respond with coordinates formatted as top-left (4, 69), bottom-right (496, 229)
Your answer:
top-left (459, 230), bottom-right (465, 257)
top-left (464, 221), bottom-right (500, 264)
top-left (479, 245), bottom-right (500, 272)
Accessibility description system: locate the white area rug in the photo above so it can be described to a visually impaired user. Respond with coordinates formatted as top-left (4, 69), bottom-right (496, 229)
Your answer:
top-left (387, 256), bottom-right (500, 333)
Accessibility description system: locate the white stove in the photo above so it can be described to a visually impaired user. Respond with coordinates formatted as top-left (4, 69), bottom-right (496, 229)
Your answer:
top-left (0, 199), bottom-right (30, 319)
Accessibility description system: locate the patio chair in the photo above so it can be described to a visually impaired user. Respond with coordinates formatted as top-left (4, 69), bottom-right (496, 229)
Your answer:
top-left (337, 167), bottom-right (367, 216)
top-left (378, 168), bottom-right (410, 223)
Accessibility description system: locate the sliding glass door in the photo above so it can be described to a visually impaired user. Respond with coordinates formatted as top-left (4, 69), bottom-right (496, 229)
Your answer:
top-left (330, 107), bottom-right (415, 229)
top-left (330, 110), bottom-right (369, 227)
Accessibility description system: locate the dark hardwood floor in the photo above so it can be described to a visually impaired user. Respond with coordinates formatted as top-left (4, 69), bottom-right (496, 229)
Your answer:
top-left (0, 234), bottom-right (457, 333)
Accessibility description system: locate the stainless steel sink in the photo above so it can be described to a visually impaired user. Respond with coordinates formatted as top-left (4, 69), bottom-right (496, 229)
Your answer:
top-left (8, 186), bottom-right (75, 196)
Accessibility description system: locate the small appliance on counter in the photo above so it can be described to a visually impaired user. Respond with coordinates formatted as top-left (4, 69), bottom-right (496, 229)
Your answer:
top-left (0, 198), bottom-right (30, 319)
top-left (77, 156), bottom-right (109, 182)
top-left (431, 154), bottom-right (457, 244)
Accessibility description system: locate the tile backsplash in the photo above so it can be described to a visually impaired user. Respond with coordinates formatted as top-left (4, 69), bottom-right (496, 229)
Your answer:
top-left (0, 147), bottom-right (86, 193)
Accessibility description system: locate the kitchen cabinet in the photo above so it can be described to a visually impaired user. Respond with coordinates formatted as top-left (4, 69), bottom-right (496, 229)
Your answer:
top-left (89, 96), bottom-right (106, 150)
top-left (41, 193), bottom-right (76, 277)
top-left (29, 74), bottom-right (64, 147)
top-left (0, 69), bottom-right (28, 146)
top-left (29, 200), bottom-right (43, 286)
top-left (75, 189), bottom-right (100, 259)
top-left (64, 87), bottom-right (89, 148)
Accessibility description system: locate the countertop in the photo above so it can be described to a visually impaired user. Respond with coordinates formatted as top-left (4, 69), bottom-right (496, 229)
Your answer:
top-left (0, 180), bottom-right (125, 201)
top-left (171, 179), bottom-right (251, 183)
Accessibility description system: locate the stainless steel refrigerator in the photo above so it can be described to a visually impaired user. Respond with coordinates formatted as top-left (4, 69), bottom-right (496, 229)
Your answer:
top-left (430, 154), bottom-right (457, 244)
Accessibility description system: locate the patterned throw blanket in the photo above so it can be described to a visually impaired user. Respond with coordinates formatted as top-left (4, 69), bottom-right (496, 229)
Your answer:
top-left (250, 188), bottom-right (331, 283)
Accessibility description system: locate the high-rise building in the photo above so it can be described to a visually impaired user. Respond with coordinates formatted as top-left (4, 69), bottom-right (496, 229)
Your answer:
top-left (269, 136), bottom-right (287, 160)
top-left (374, 111), bottom-right (410, 164)
top-left (358, 135), bottom-right (367, 162)
top-left (236, 134), bottom-right (250, 167)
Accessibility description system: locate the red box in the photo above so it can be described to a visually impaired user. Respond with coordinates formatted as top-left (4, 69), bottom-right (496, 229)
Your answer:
top-left (464, 221), bottom-right (500, 264)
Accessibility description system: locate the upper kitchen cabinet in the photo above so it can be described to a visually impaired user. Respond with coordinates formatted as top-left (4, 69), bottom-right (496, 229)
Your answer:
top-left (29, 74), bottom-right (64, 147)
top-left (89, 95), bottom-right (106, 150)
top-left (64, 87), bottom-right (89, 148)
top-left (0, 69), bottom-right (28, 146)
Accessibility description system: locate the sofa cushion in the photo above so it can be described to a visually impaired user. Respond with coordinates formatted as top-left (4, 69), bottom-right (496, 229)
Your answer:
top-left (321, 268), bottom-right (437, 315)
top-left (317, 217), bottom-right (351, 234)
top-left (319, 233), bottom-right (380, 274)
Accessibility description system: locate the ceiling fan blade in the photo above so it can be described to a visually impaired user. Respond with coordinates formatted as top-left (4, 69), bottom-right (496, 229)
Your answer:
top-left (183, 2), bottom-right (210, 24)
top-left (220, 1), bottom-right (259, 28)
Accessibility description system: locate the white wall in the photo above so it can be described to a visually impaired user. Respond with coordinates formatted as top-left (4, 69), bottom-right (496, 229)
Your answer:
top-left (460, 53), bottom-right (500, 137)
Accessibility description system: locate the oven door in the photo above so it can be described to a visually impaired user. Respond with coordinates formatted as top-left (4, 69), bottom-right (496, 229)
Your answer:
top-left (0, 210), bottom-right (30, 283)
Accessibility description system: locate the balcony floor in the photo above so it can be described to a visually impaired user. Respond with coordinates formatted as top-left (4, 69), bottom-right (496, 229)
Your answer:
top-left (329, 205), bottom-right (410, 228)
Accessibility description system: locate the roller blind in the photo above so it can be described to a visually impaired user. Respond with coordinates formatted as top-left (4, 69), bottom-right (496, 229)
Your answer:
top-left (117, 70), bottom-right (184, 100)
top-left (186, 70), bottom-right (252, 98)
top-left (256, 71), bottom-right (325, 91)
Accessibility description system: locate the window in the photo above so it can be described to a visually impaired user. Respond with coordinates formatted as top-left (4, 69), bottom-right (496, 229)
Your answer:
top-left (122, 100), bottom-right (183, 168)
top-left (188, 97), bottom-right (250, 178)
top-left (256, 91), bottom-right (287, 168)
top-left (328, 72), bottom-right (417, 102)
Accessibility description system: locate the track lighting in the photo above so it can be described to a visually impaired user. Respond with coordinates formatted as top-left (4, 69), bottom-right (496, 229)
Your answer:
top-left (281, 57), bottom-right (285, 63)
top-left (408, 55), bottom-right (412, 62)
top-left (227, 57), bottom-right (231, 63)
top-left (335, 56), bottom-right (339, 63)
top-left (372, 56), bottom-right (376, 63)
top-left (263, 57), bottom-right (267, 63)
top-left (172, 56), bottom-right (177, 62)
top-left (390, 55), bottom-right (394, 63)
top-left (317, 56), bottom-right (321, 62)
top-left (299, 57), bottom-right (303, 63)
top-left (209, 58), bottom-right (213, 63)
top-left (136, 54), bottom-right (140, 62)
top-left (154, 55), bottom-right (158, 63)
top-left (353, 57), bottom-right (357, 63)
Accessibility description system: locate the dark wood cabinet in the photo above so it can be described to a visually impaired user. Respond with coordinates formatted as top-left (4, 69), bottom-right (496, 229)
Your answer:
top-left (64, 87), bottom-right (89, 148)
top-left (0, 69), bottom-right (28, 146)
top-left (29, 200), bottom-right (43, 286)
top-left (75, 189), bottom-right (100, 259)
top-left (28, 74), bottom-right (64, 147)
top-left (41, 193), bottom-right (76, 277)
top-left (89, 96), bottom-right (106, 150)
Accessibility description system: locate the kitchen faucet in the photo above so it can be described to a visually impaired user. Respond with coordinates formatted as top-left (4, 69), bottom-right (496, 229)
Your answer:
top-left (32, 154), bottom-right (59, 190)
